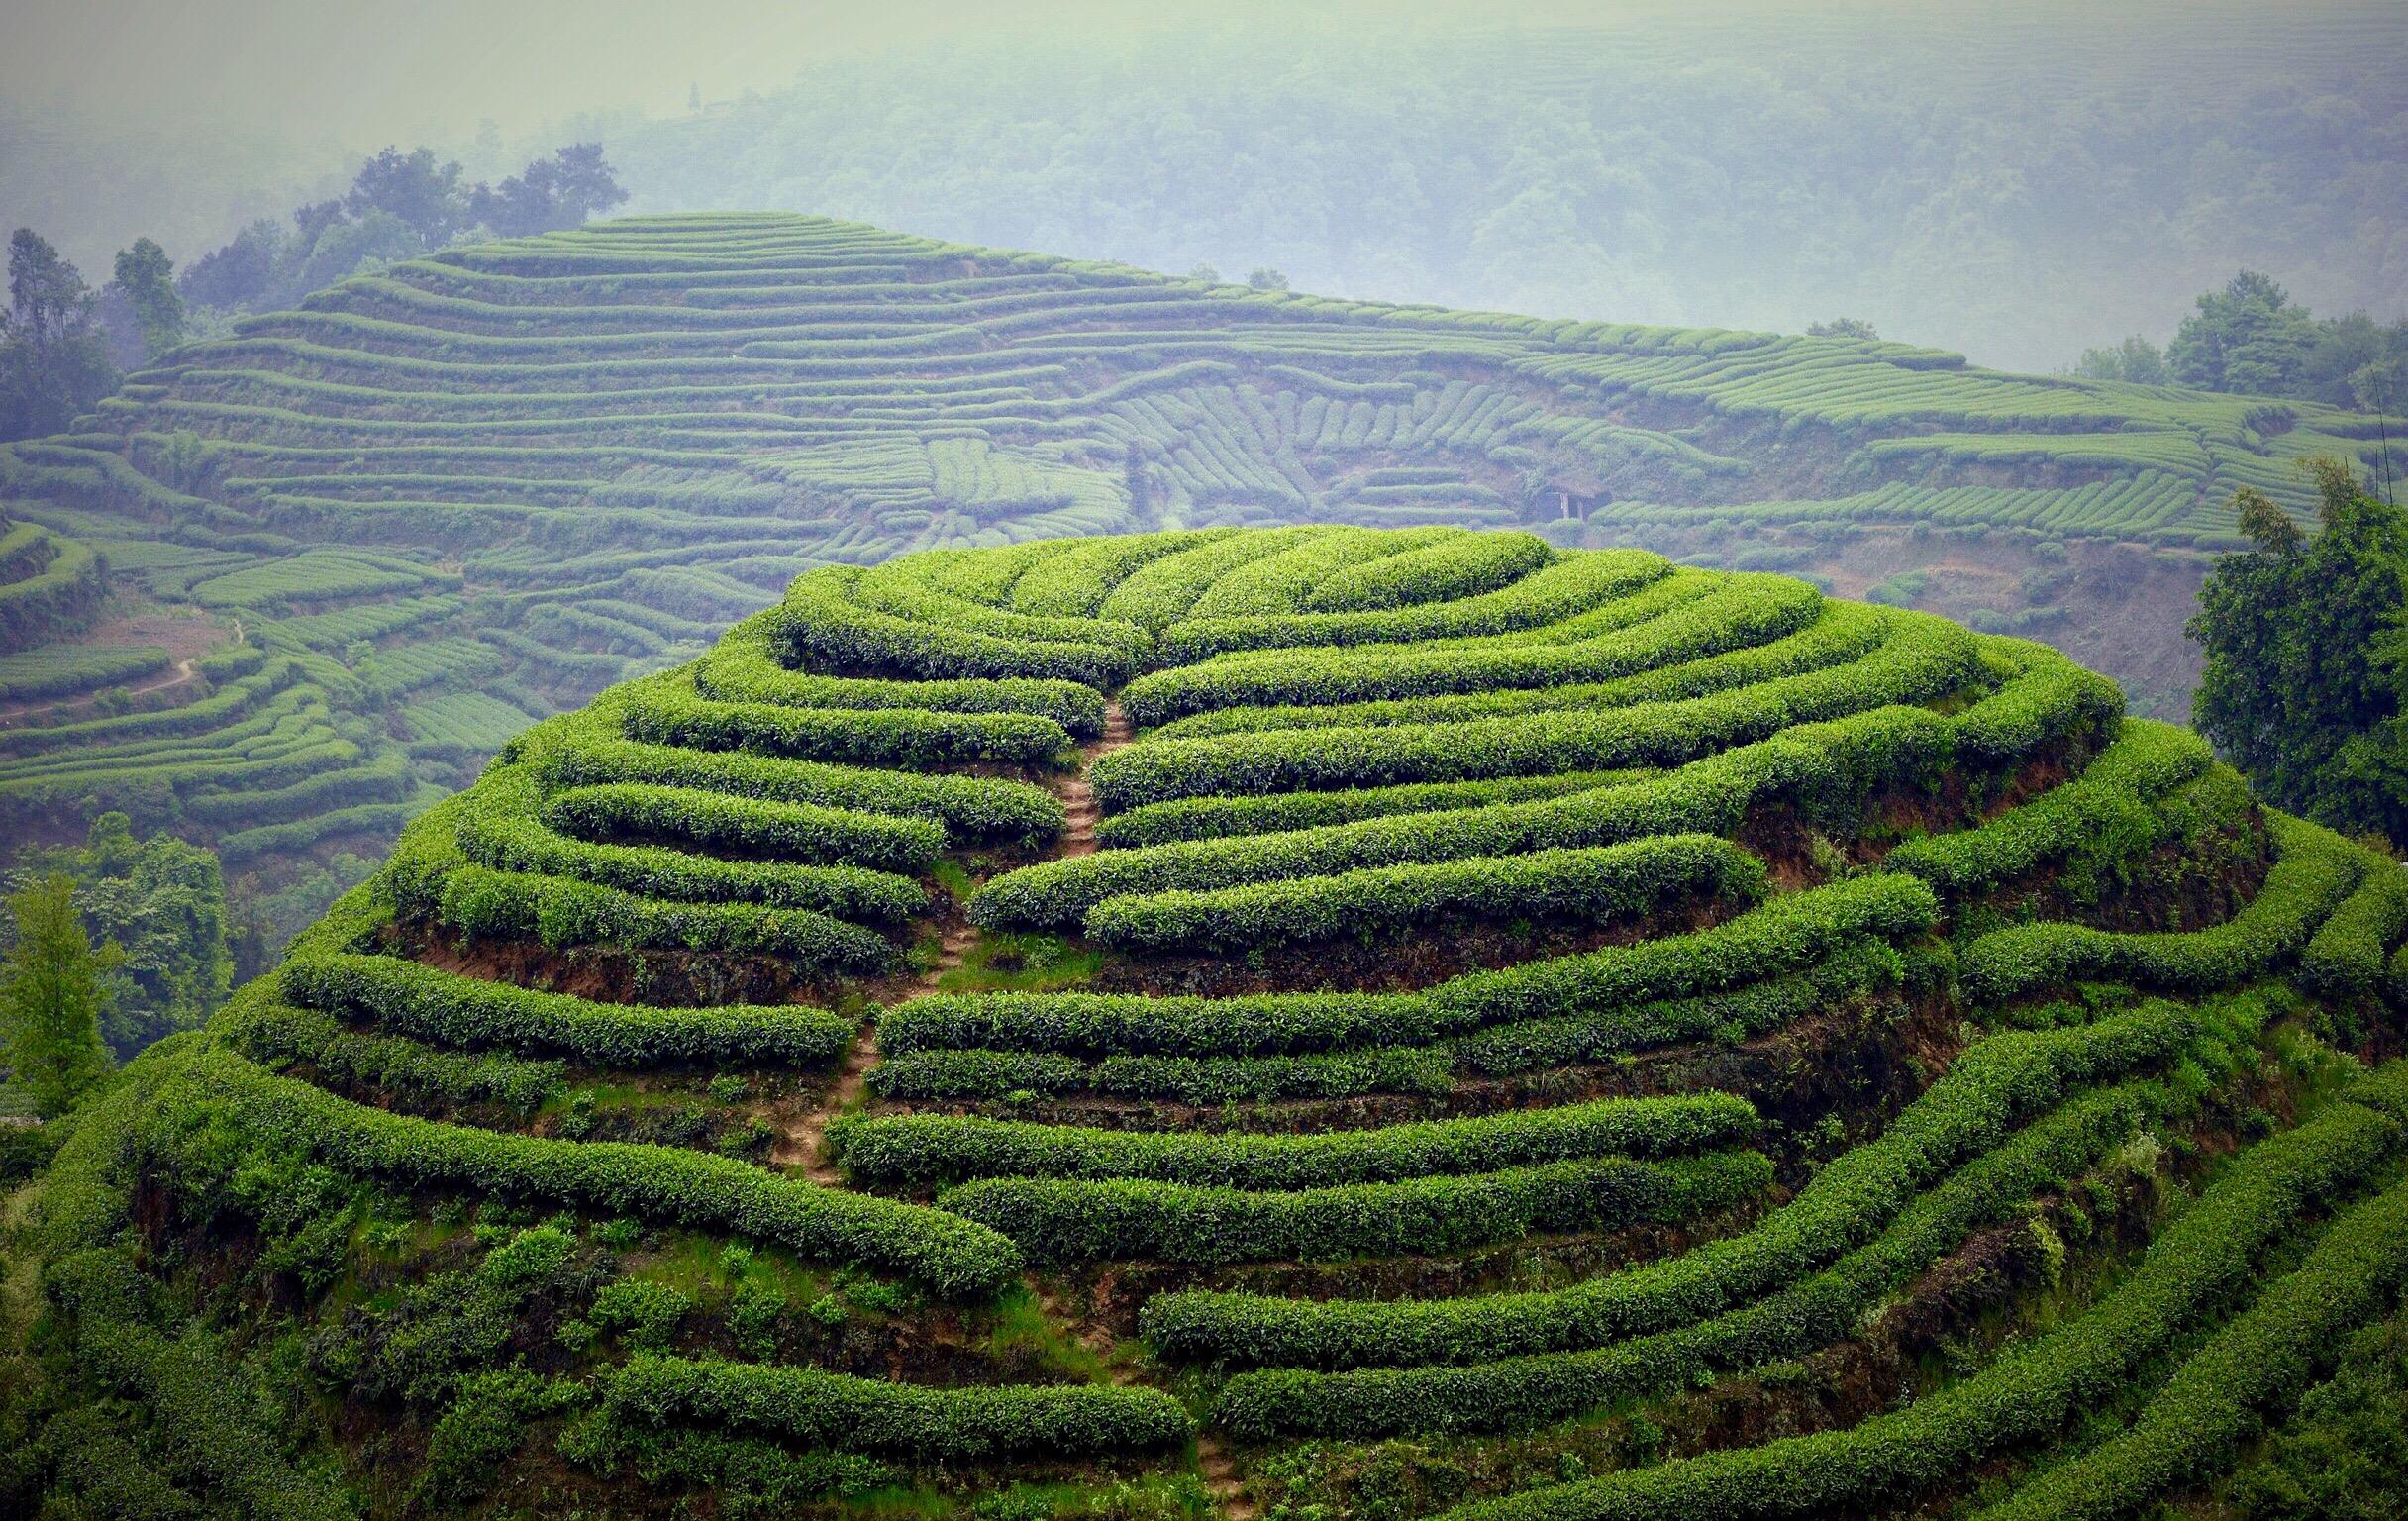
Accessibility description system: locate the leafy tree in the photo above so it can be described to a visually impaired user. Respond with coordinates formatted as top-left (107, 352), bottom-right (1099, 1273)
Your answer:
top-left (1806, 317), bottom-right (1879, 341)
top-left (110, 238), bottom-right (184, 359)
top-left (1247, 268), bottom-right (1289, 291)
top-left (11, 812), bottom-right (233, 1057)
top-left (0, 873), bottom-right (115, 1118)
top-left (2072, 335), bottom-right (2168, 384)
top-left (2189, 458), bottom-right (2408, 842)
top-left (346, 146), bottom-right (468, 248)
top-left (2169, 271), bottom-right (2319, 397)
top-left (468, 144), bottom-right (629, 239)
top-left (176, 219), bottom-right (283, 310)
top-left (0, 229), bottom-right (117, 441)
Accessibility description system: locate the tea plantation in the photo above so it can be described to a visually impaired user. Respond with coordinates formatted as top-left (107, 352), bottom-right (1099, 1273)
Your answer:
top-left (9, 525), bottom-right (2407, 1520)
top-left (1, 214), bottom-right (2396, 899)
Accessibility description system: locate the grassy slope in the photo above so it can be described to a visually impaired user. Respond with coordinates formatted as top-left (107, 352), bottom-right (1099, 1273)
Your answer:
top-left (0, 211), bottom-right (2394, 901)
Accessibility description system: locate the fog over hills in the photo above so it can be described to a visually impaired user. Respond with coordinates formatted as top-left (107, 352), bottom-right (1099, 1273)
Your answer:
top-left (6, 0), bottom-right (2403, 370)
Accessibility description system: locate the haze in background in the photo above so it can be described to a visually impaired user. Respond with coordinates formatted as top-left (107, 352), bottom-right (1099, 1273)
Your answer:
top-left (4, 0), bottom-right (2403, 370)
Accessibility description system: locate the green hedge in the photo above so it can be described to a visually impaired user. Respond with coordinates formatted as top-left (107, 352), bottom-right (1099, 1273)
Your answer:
top-left (1971, 1169), bottom-right (2408, 1520)
top-left (1091, 613), bottom-right (1977, 809)
top-left (1147, 601), bottom-right (1892, 743)
top-left (1429, 1071), bottom-right (2404, 1521)
top-left (1213, 1081), bottom-right (2153, 1437)
top-left (1884, 719), bottom-right (2212, 893)
top-left (595, 1352), bottom-right (1190, 1461)
top-left (780, 565), bottom-right (1138, 686)
top-left (514, 708), bottom-right (1063, 844)
top-left (891, 874), bottom-right (1938, 1061)
top-left (1298, 530), bottom-right (1555, 612)
top-left (834, 1092), bottom-right (1756, 1190)
top-left (1122, 571), bottom-right (1825, 725)
top-left (1963, 813), bottom-right (2362, 1002)
top-left (1141, 1002), bottom-right (2197, 1369)
top-left (1093, 769), bottom-right (1644, 848)
top-left (1150, 548), bottom-right (1670, 660)
top-left (942, 1149), bottom-right (1771, 1266)
top-left (224, 992), bottom-right (564, 1112)
top-left (145, 1040), bottom-right (1021, 1297)
top-left (282, 951), bottom-right (855, 1066)
top-left (2298, 850), bottom-right (2408, 998)
top-left (695, 608), bottom-right (1106, 735)
top-left (619, 672), bottom-right (1070, 767)
top-left (453, 765), bottom-right (925, 920)
top-left (540, 781), bottom-right (945, 873)
top-left (1079, 834), bottom-right (1764, 952)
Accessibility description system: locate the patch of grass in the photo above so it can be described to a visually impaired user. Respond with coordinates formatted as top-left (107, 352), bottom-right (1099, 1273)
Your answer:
top-left (937, 931), bottom-right (1102, 994)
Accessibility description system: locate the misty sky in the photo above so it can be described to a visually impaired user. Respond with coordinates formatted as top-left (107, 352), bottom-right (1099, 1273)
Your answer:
top-left (4, 1), bottom-right (2403, 371)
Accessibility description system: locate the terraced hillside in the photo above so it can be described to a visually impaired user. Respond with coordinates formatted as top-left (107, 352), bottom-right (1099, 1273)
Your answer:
top-left (2, 214), bottom-right (2398, 914)
top-left (12, 528), bottom-right (2408, 1521)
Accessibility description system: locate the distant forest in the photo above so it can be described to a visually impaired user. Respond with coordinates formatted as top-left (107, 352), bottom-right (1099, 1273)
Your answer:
top-left (5, 3), bottom-right (2400, 373)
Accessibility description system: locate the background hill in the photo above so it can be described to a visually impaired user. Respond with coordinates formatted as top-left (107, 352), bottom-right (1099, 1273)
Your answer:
top-left (9, 1), bottom-right (2406, 374)
top-left (3, 212), bottom-right (2400, 960)
top-left (8, 527), bottom-right (2407, 1521)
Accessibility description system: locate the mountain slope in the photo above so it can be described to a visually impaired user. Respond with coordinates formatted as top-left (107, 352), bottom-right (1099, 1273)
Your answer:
top-left (0, 212), bottom-right (2395, 911)
top-left (8, 528), bottom-right (2407, 1520)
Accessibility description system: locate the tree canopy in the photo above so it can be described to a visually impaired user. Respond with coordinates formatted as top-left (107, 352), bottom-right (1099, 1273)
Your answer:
top-left (2189, 458), bottom-right (2408, 843)
top-left (2079, 271), bottom-right (2408, 412)
top-left (0, 873), bottom-right (114, 1119)
top-left (10, 812), bottom-right (233, 1058)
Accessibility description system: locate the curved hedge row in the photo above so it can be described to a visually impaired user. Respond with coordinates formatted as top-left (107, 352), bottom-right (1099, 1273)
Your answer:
top-left (1963, 813), bottom-right (2363, 1003)
top-left (1081, 834), bottom-right (1765, 952)
top-left (694, 609), bottom-right (1108, 736)
top-left (1430, 1069), bottom-right (2405, 1521)
top-left (454, 765), bottom-right (926, 920)
top-left (941, 1149), bottom-right (1773, 1266)
top-left (619, 673), bottom-right (1071, 767)
top-left (1883, 719), bottom-right (2213, 893)
top-left (1121, 572), bottom-right (1825, 724)
top-left (1140, 1001), bottom-right (2198, 1369)
top-left (143, 1040), bottom-right (1022, 1297)
top-left (1150, 547), bottom-right (1670, 661)
top-left (516, 708), bottom-right (1064, 844)
top-left (832, 1092), bottom-right (1757, 1190)
top-left (1091, 612), bottom-right (1979, 809)
top-left (539, 781), bottom-right (945, 874)
top-left (596, 1353), bottom-right (1192, 1460)
top-left (1212, 1081), bottom-right (2156, 1437)
top-left (281, 952), bottom-right (855, 1065)
top-left (894, 874), bottom-right (1938, 1061)
top-left (1969, 1169), bottom-right (2408, 1521)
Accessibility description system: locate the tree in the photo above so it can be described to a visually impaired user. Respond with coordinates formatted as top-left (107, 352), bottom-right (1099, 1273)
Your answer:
top-left (1806, 317), bottom-right (1879, 341)
top-left (10, 813), bottom-right (233, 1057)
top-left (2169, 270), bottom-right (2318, 397)
top-left (1246, 267), bottom-right (1289, 291)
top-left (346, 147), bottom-right (468, 249)
top-left (469, 144), bottom-right (629, 238)
top-left (0, 874), bottom-right (115, 1118)
top-left (178, 220), bottom-right (283, 310)
top-left (2072, 335), bottom-right (2168, 385)
top-left (0, 229), bottom-right (117, 441)
top-left (2189, 458), bottom-right (2408, 842)
top-left (110, 238), bottom-right (184, 359)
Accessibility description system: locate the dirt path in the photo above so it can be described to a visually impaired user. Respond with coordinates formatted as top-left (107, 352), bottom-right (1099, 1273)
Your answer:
top-left (1196, 1432), bottom-right (1256, 1520)
top-left (773, 699), bottom-right (1254, 1504)
top-left (1056, 699), bottom-right (1133, 856)
top-left (776, 699), bottom-right (1133, 1180)
top-left (0, 657), bottom-right (194, 726)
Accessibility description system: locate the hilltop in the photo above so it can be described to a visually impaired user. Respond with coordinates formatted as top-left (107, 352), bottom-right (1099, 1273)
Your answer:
top-left (6, 527), bottom-right (2407, 1520)
top-left (0, 212), bottom-right (2396, 939)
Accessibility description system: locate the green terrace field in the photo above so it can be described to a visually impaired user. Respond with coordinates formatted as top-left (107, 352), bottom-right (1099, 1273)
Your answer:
top-left (0, 212), bottom-right (2397, 906)
top-left (14, 527), bottom-right (2408, 1520)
